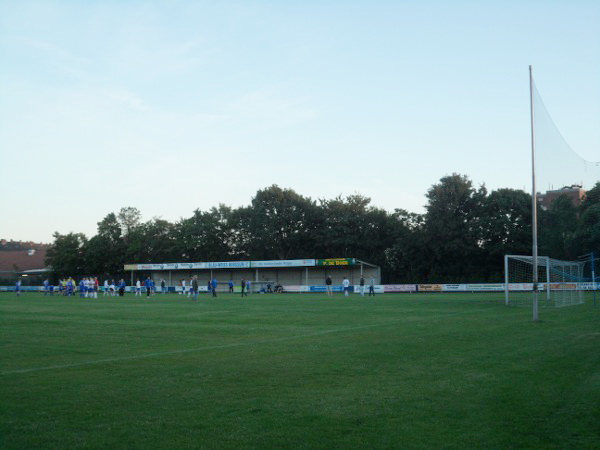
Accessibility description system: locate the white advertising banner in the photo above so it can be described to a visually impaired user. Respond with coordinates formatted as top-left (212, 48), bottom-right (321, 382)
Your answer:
top-left (282, 285), bottom-right (310, 292)
top-left (579, 282), bottom-right (596, 291)
top-left (202, 261), bottom-right (250, 269)
top-left (353, 285), bottom-right (385, 294)
top-left (508, 283), bottom-right (533, 291)
top-left (251, 259), bottom-right (316, 268)
top-left (130, 261), bottom-right (251, 270)
top-left (442, 284), bottom-right (468, 292)
top-left (384, 284), bottom-right (417, 292)
top-left (466, 283), bottom-right (504, 292)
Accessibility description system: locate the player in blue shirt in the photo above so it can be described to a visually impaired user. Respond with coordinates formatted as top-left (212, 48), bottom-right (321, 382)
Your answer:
top-left (66, 278), bottom-right (74, 296)
top-left (145, 277), bottom-right (152, 298)
top-left (228, 280), bottom-right (234, 293)
top-left (211, 278), bottom-right (218, 297)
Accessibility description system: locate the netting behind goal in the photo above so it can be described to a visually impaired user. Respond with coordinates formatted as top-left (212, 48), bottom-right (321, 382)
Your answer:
top-left (505, 255), bottom-right (591, 307)
top-left (532, 81), bottom-right (600, 196)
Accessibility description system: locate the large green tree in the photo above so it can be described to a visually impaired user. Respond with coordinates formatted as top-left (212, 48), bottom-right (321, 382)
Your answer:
top-left (86, 213), bottom-right (126, 276)
top-left (317, 194), bottom-right (394, 272)
top-left (44, 181), bottom-right (600, 284)
top-left (242, 185), bottom-right (320, 260)
top-left (422, 174), bottom-right (486, 282)
top-left (384, 209), bottom-right (426, 282)
top-left (478, 188), bottom-right (532, 279)
top-left (539, 194), bottom-right (579, 259)
top-left (573, 182), bottom-right (600, 256)
top-left (127, 218), bottom-right (178, 263)
top-left (175, 205), bottom-right (236, 262)
top-left (45, 232), bottom-right (88, 278)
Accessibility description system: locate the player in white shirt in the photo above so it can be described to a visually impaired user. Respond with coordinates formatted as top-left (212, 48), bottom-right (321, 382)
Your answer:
top-left (104, 280), bottom-right (109, 296)
top-left (342, 277), bottom-right (350, 297)
top-left (84, 278), bottom-right (91, 297)
top-left (135, 279), bottom-right (142, 296)
top-left (181, 279), bottom-right (186, 295)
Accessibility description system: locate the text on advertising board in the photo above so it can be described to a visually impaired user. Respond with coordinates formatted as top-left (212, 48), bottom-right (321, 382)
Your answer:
top-left (316, 258), bottom-right (356, 266)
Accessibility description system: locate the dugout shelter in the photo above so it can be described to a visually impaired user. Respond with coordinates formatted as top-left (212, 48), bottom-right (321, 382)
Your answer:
top-left (124, 258), bottom-right (380, 292)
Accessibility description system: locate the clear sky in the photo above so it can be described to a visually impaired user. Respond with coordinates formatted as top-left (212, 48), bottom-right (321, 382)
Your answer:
top-left (1, 0), bottom-right (599, 244)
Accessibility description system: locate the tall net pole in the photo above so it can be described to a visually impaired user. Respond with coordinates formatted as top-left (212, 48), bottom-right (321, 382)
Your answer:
top-left (591, 252), bottom-right (596, 307)
top-left (530, 65), bottom-right (539, 321)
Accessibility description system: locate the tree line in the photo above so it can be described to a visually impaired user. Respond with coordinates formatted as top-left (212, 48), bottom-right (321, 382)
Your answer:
top-left (45, 175), bottom-right (600, 283)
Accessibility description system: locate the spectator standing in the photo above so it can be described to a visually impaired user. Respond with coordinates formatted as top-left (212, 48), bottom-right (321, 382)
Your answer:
top-left (325, 276), bottom-right (333, 297)
top-left (369, 276), bottom-right (376, 296)
top-left (359, 276), bottom-right (365, 297)
top-left (192, 276), bottom-right (199, 302)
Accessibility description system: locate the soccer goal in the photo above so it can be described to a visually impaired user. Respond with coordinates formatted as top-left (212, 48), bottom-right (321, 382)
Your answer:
top-left (504, 255), bottom-right (587, 307)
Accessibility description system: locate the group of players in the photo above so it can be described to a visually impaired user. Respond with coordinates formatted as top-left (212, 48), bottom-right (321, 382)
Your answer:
top-left (134, 278), bottom-right (167, 296)
top-left (38, 277), bottom-right (129, 297)
top-left (16, 274), bottom-right (377, 297)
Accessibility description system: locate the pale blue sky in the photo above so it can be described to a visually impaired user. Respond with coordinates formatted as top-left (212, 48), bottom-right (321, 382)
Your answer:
top-left (1, 0), bottom-right (598, 243)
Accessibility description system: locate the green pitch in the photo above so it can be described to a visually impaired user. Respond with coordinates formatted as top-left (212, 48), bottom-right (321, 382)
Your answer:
top-left (1, 292), bottom-right (599, 448)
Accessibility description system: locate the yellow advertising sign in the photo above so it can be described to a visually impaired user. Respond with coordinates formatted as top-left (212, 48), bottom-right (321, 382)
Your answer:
top-left (418, 284), bottom-right (443, 292)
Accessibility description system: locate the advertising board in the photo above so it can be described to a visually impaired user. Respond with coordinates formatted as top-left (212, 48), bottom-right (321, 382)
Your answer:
top-left (442, 284), bottom-right (467, 292)
top-left (384, 284), bottom-right (417, 292)
top-left (353, 285), bottom-right (384, 294)
top-left (466, 284), bottom-right (504, 292)
top-left (309, 285), bottom-right (345, 292)
top-left (316, 258), bottom-right (356, 266)
top-left (251, 259), bottom-right (315, 268)
top-left (282, 285), bottom-right (310, 293)
top-left (418, 284), bottom-right (443, 292)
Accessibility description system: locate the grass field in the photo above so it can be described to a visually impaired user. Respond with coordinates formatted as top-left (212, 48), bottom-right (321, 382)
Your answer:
top-left (1, 291), bottom-right (599, 449)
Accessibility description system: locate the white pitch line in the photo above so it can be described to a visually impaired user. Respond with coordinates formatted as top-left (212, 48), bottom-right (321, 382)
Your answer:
top-left (1, 308), bottom-right (493, 376)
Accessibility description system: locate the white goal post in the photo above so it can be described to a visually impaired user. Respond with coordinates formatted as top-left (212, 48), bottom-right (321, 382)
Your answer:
top-left (504, 255), bottom-right (586, 307)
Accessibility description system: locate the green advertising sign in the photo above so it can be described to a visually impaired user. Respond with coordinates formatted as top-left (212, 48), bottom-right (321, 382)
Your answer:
top-left (316, 258), bottom-right (356, 266)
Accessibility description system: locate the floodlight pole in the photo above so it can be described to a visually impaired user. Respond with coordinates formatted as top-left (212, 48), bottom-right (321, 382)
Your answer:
top-left (530, 65), bottom-right (539, 321)
top-left (593, 252), bottom-right (597, 306)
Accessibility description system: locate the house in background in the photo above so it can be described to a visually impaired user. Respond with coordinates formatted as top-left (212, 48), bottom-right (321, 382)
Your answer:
top-left (0, 241), bottom-right (50, 284)
top-left (537, 185), bottom-right (586, 210)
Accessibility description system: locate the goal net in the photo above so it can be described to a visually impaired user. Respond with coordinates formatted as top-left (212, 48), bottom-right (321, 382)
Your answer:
top-left (520, 70), bottom-right (599, 319)
top-left (504, 255), bottom-right (591, 307)
top-left (504, 255), bottom-right (595, 307)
